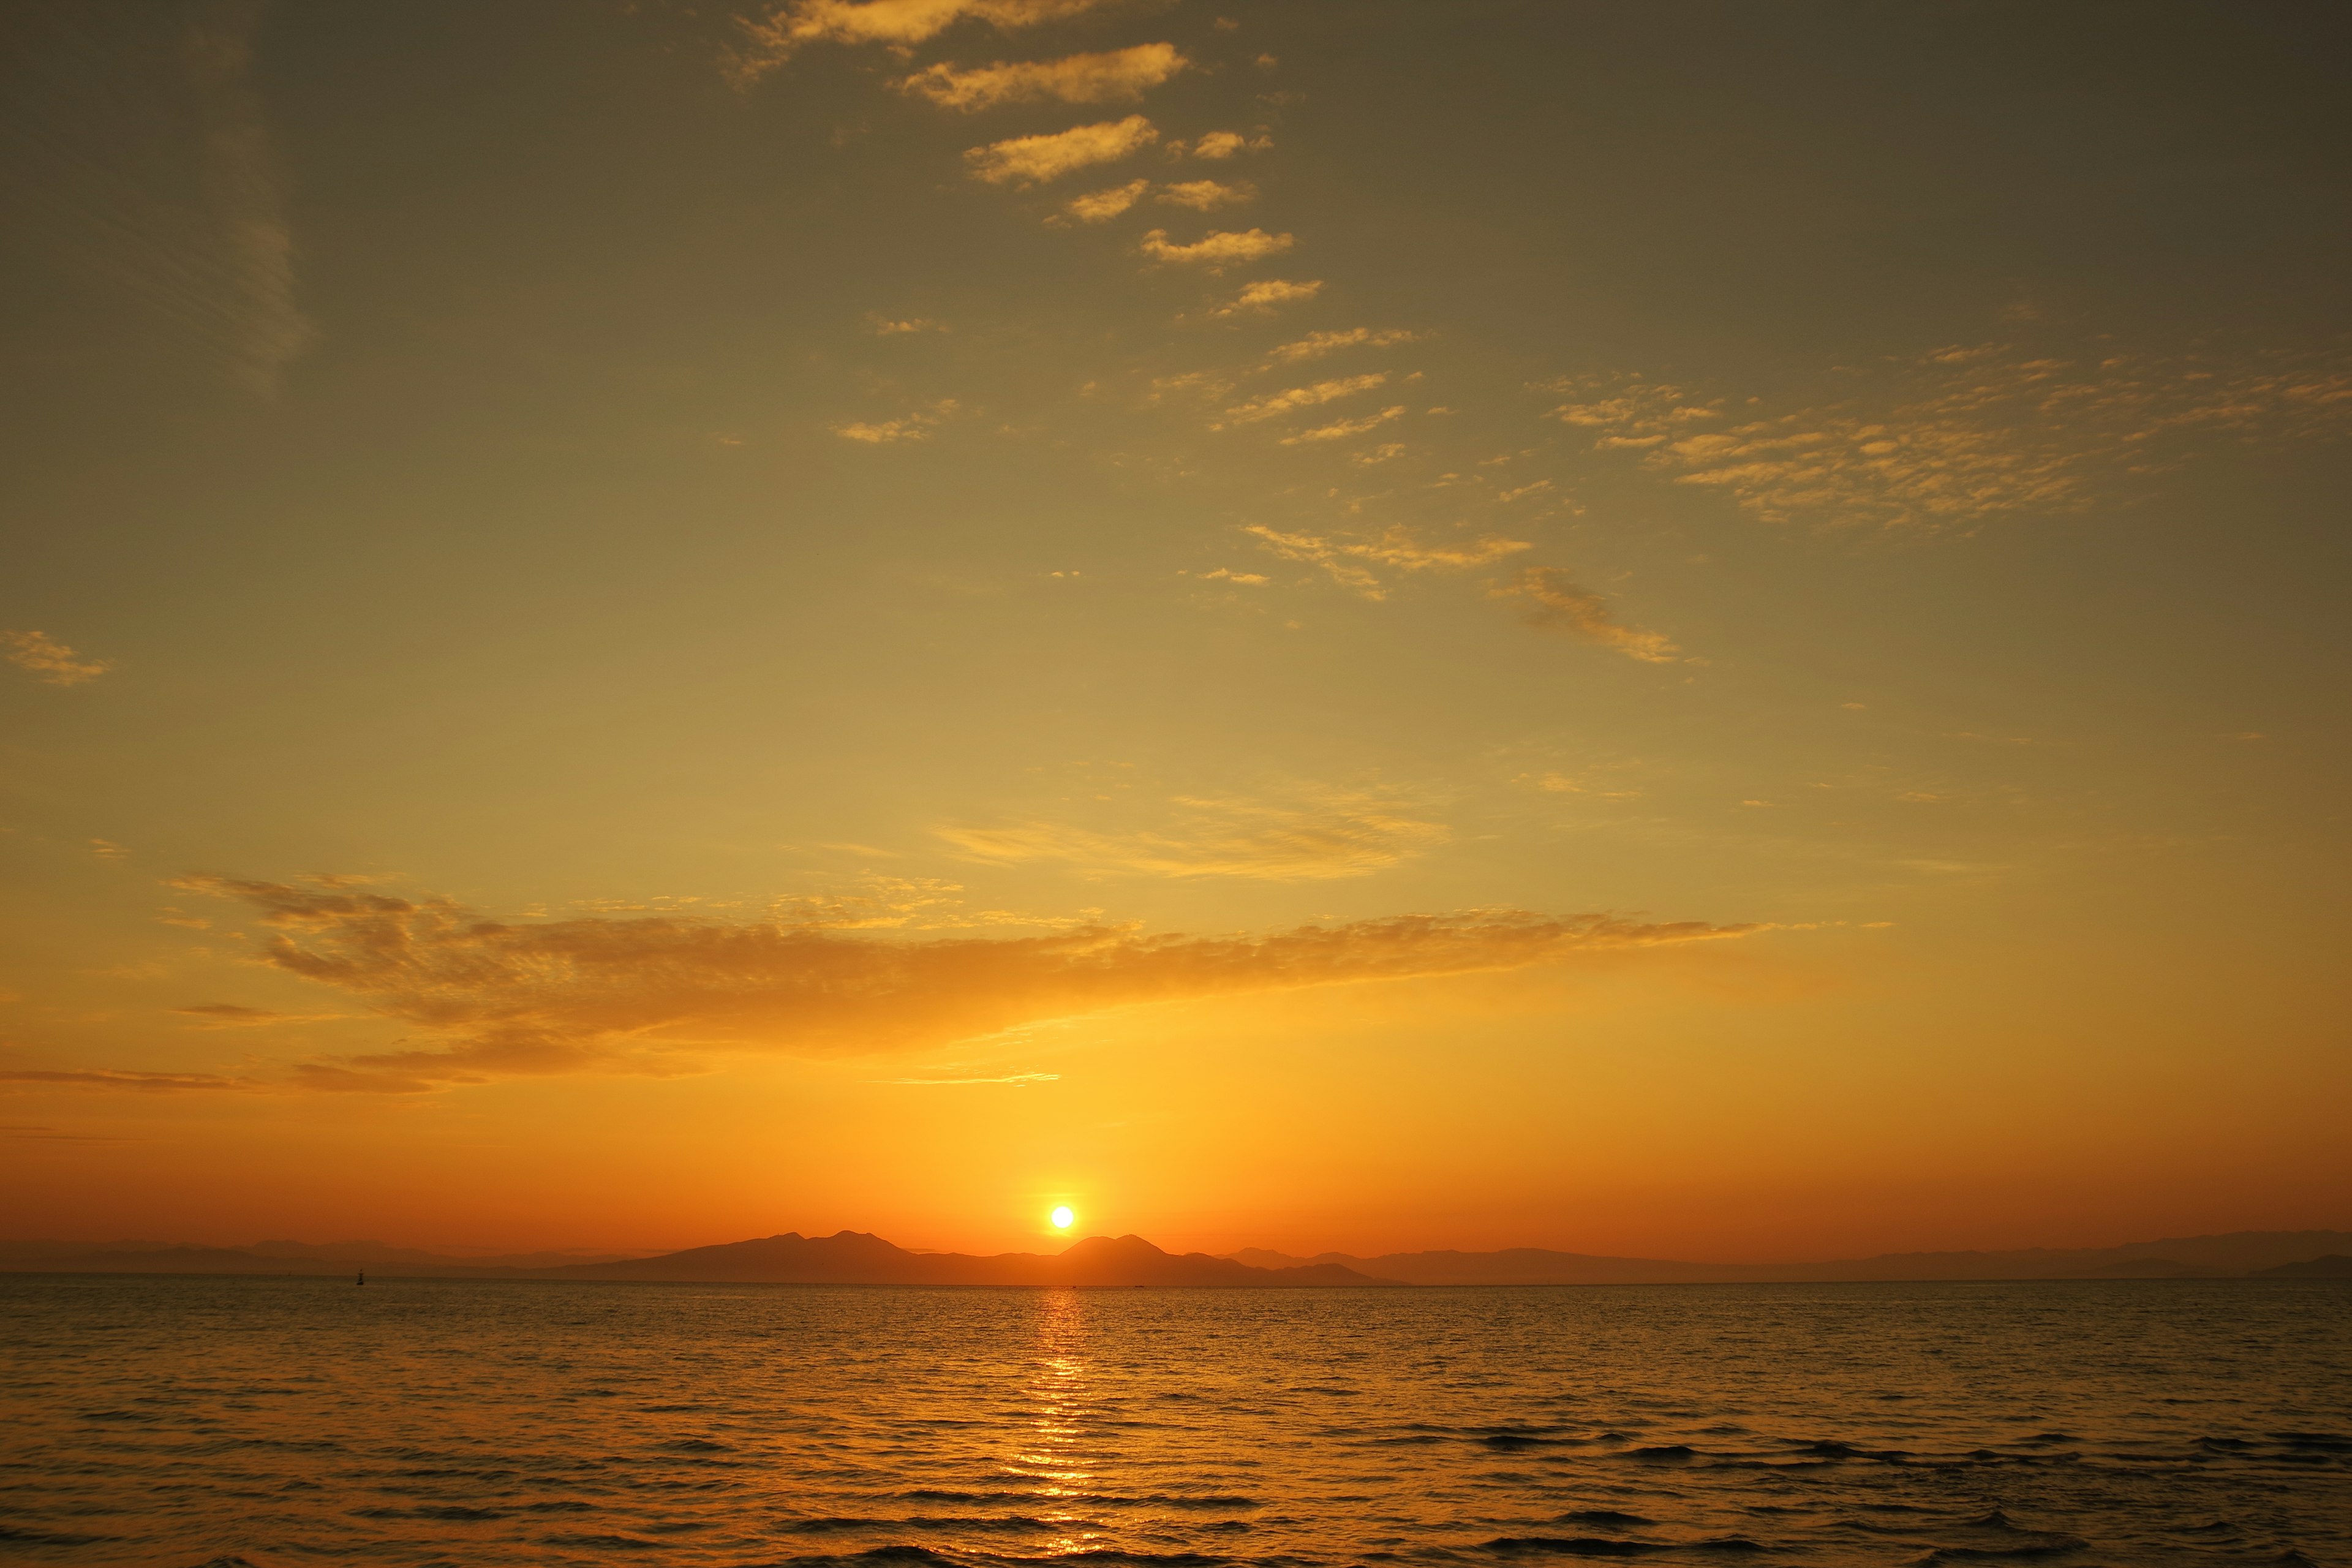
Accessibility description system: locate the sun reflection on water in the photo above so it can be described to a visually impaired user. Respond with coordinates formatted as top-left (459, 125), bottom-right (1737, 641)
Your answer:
top-left (1008, 1288), bottom-right (1098, 1554)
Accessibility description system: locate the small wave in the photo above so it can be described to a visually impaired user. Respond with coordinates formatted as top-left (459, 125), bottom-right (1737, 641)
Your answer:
top-left (0, 1526), bottom-right (118, 1547)
top-left (2272, 1431), bottom-right (2352, 1450)
top-left (660, 1438), bottom-right (729, 1452)
top-left (1559, 1512), bottom-right (1654, 1528)
top-left (352, 1506), bottom-right (506, 1521)
top-left (1485, 1537), bottom-right (1664, 1558)
top-left (1624, 1445), bottom-right (1695, 1461)
top-left (541, 1532), bottom-right (665, 1551)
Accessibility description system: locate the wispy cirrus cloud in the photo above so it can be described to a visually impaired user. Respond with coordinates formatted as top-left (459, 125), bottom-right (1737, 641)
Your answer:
top-left (173, 1003), bottom-right (346, 1028)
top-left (165, 876), bottom-right (1747, 1090)
top-left (898, 44), bottom-right (1187, 111)
top-left (936, 789), bottom-right (1450, 881)
top-left (1491, 567), bottom-right (1683, 663)
top-left (9, 2), bottom-right (313, 393)
top-left (1245, 524), bottom-right (1531, 599)
top-left (965, 116), bottom-right (1158, 185)
top-left (1551, 342), bottom-right (2352, 530)
top-left (728, 0), bottom-right (1121, 84)
top-left (876, 1071), bottom-right (1061, 1085)
top-left (2, 630), bottom-right (110, 687)
top-left (1267, 327), bottom-right (1422, 365)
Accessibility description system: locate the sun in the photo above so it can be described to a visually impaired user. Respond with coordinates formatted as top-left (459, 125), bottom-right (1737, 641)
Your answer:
top-left (1050, 1205), bottom-right (1075, 1230)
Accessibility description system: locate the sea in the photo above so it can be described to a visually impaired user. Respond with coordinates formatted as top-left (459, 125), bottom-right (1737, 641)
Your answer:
top-left (1, 1275), bottom-right (2345, 1567)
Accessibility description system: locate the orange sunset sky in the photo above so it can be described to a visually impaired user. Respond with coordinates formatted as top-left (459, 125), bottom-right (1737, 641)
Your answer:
top-left (2, 0), bottom-right (2346, 1262)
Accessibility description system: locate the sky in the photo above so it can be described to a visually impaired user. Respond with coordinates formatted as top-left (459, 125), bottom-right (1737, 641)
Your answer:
top-left (1, 0), bottom-right (2346, 1263)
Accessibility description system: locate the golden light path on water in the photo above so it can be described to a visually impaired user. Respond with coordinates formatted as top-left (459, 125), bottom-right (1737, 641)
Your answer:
top-left (1016, 1291), bottom-right (1098, 1555)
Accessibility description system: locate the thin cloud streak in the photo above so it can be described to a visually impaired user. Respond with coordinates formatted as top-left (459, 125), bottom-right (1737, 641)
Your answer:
top-left (1491, 567), bottom-right (1684, 663)
top-left (936, 790), bottom-right (1451, 880)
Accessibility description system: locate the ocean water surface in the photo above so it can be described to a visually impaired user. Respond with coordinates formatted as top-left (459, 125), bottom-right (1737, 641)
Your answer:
top-left (0, 1275), bottom-right (2345, 1567)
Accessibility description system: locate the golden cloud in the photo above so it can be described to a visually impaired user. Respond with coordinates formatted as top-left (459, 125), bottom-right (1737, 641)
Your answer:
top-left (3, 630), bottom-right (110, 687)
top-left (1156, 179), bottom-right (1253, 211)
top-left (1139, 227), bottom-right (1294, 270)
top-left (1491, 567), bottom-right (1683, 663)
top-left (1278, 406), bottom-right (1405, 444)
top-left (729, 0), bottom-right (1120, 83)
top-left (965, 116), bottom-right (1158, 185)
top-left (1223, 373), bottom-right (1387, 424)
top-left (171, 876), bottom-right (1749, 1090)
top-left (1207, 279), bottom-right (1322, 317)
top-left (1060, 178), bottom-right (1148, 224)
top-left (899, 44), bottom-right (1186, 111)
top-left (1179, 130), bottom-right (1271, 159)
top-left (830, 398), bottom-right (960, 443)
top-left (1267, 327), bottom-right (1421, 364)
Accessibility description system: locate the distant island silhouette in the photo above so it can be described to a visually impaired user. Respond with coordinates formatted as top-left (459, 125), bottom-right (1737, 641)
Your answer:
top-left (4, 1228), bottom-right (2350, 1286)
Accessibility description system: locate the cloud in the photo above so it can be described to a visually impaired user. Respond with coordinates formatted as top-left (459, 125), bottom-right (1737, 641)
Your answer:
top-left (877, 1071), bottom-right (1061, 1085)
top-left (1060, 178), bottom-right (1148, 224)
top-left (1280, 406), bottom-right (1405, 444)
top-left (3, 630), bottom-right (110, 686)
top-left (1245, 524), bottom-right (1531, 598)
top-left (966, 116), bottom-right (1158, 185)
top-left (870, 315), bottom-right (946, 334)
top-left (898, 44), bottom-right (1186, 111)
top-left (1491, 567), bottom-right (1683, 663)
top-left (10, 2), bottom-right (313, 393)
top-left (1553, 342), bottom-right (2352, 530)
top-left (1139, 227), bottom-right (1294, 270)
top-left (1178, 130), bottom-right (1272, 159)
top-left (831, 399), bottom-right (959, 442)
top-left (1207, 279), bottom-right (1322, 317)
top-left (173, 1003), bottom-right (344, 1028)
top-left (1224, 373), bottom-right (1387, 424)
top-left (937, 790), bottom-right (1450, 880)
top-left (1267, 327), bottom-right (1420, 365)
top-left (1156, 179), bottom-right (1253, 211)
top-left (170, 875), bottom-right (1747, 1088)
top-left (0, 1068), bottom-right (255, 1093)
top-left (1200, 568), bottom-right (1268, 584)
top-left (728, 0), bottom-right (1121, 83)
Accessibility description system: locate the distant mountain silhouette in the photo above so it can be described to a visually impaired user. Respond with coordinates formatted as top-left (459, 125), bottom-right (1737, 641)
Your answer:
top-left (1226, 1229), bottom-right (2352, 1284)
top-left (552, 1231), bottom-right (1396, 1287)
top-left (6, 1228), bottom-right (2348, 1286)
top-left (2252, 1254), bottom-right (2352, 1278)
